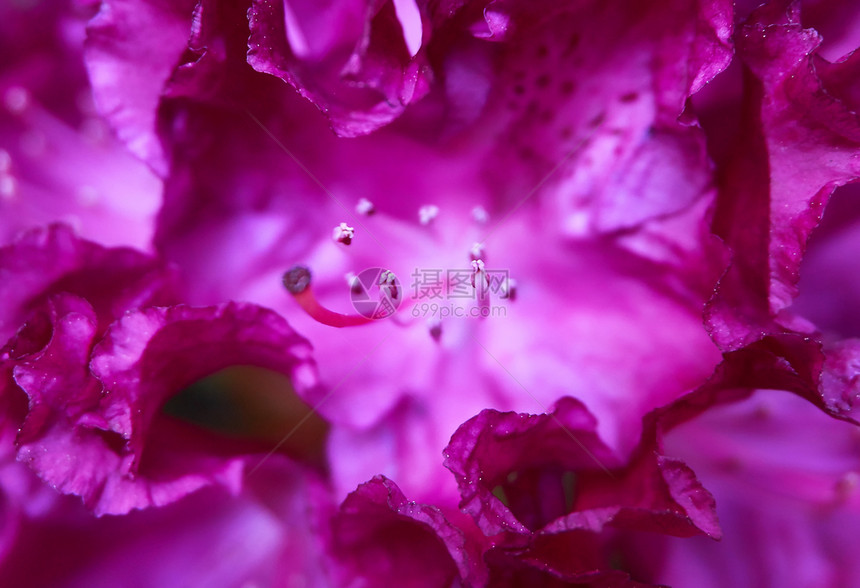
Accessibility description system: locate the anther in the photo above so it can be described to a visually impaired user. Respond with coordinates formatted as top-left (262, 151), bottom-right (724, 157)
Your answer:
top-left (469, 242), bottom-right (486, 261)
top-left (419, 204), bottom-right (439, 225)
top-left (472, 206), bottom-right (489, 224)
top-left (332, 222), bottom-right (355, 245)
top-left (283, 266), bottom-right (312, 294)
top-left (471, 259), bottom-right (490, 316)
top-left (356, 198), bottom-right (376, 216)
top-left (470, 260), bottom-right (489, 289)
top-left (283, 266), bottom-right (373, 328)
top-left (378, 269), bottom-right (400, 301)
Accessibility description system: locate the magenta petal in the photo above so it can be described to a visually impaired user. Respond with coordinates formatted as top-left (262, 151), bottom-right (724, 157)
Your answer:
top-left (13, 301), bottom-right (320, 515)
top-left (658, 388), bottom-right (860, 588)
top-left (85, 0), bottom-right (196, 173)
top-left (0, 0), bottom-right (162, 248)
top-left (543, 451), bottom-right (721, 540)
top-left (791, 184), bottom-right (860, 337)
top-left (0, 460), bottom-right (332, 587)
top-left (444, 397), bottom-right (719, 544)
top-left (444, 397), bottom-right (619, 536)
top-left (10, 294), bottom-right (125, 512)
top-left (248, 0), bottom-right (433, 137)
top-left (0, 224), bottom-right (175, 342)
top-left (820, 339), bottom-right (860, 419)
top-left (11, 294), bottom-right (102, 435)
top-left (650, 332), bottom-right (860, 426)
top-left (708, 3), bottom-right (860, 350)
top-left (486, 534), bottom-right (662, 588)
top-left (90, 303), bottom-right (318, 447)
top-left (331, 475), bottom-right (486, 587)
top-left (474, 0), bottom-right (732, 234)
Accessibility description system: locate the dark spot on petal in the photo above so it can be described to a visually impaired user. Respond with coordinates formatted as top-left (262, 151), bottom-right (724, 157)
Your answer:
top-left (588, 112), bottom-right (606, 128)
top-left (536, 45), bottom-right (548, 58)
top-left (559, 80), bottom-right (576, 95)
top-left (559, 126), bottom-right (573, 140)
top-left (619, 92), bottom-right (639, 103)
top-left (538, 110), bottom-right (554, 123)
top-left (564, 33), bottom-right (581, 55)
top-left (513, 84), bottom-right (526, 96)
top-left (519, 146), bottom-right (536, 160)
top-left (513, 71), bottom-right (526, 81)
top-left (535, 74), bottom-right (550, 88)
top-left (525, 100), bottom-right (539, 115)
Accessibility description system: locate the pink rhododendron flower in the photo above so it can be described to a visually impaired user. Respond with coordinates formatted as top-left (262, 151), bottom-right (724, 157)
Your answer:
top-left (1, 0), bottom-right (860, 586)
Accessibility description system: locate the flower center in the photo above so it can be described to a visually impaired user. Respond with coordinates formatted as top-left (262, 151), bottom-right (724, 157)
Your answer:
top-left (284, 203), bottom-right (515, 332)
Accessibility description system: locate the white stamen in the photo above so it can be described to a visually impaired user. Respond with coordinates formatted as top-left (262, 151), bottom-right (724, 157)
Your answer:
top-left (471, 259), bottom-right (491, 318)
top-left (379, 269), bottom-right (397, 289)
top-left (332, 222), bottom-right (355, 245)
top-left (418, 204), bottom-right (439, 225)
top-left (356, 198), bottom-right (375, 216)
top-left (469, 242), bottom-right (485, 261)
top-left (470, 259), bottom-right (489, 289)
top-left (471, 206), bottom-right (489, 224)
top-left (378, 270), bottom-right (400, 308)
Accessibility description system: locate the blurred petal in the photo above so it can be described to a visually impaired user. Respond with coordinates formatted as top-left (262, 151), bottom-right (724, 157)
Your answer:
top-left (330, 475), bottom-right (486, 586)
top-left (85, 0), bottom-right (196, 173)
